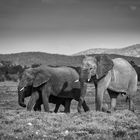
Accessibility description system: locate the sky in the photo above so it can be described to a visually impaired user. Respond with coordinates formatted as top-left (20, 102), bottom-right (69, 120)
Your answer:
top-left (0, 0), bottom-right (140, 55)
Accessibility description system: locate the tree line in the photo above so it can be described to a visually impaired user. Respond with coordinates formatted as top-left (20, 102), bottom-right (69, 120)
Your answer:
top-left (0, 60), bottom-right (40, 82)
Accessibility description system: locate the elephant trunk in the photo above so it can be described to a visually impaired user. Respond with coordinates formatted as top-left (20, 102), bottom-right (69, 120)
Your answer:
top-left (80, 68), bottom-right (90, 82)
top-left (95, 87), bottom-right (102, 111)
top-left (18, 89), bottom-right (26, 108)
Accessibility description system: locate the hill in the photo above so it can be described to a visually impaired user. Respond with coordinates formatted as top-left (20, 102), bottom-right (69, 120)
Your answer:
top-left (73, 44), bottom-right (140, 57)
top-left (0, 52), bottom-right (83, 67)
top-left (0, 47), bottom-right (140, 67)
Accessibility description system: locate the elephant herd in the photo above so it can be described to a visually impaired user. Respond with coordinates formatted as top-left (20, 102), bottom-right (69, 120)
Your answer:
top-left (18, 54), bottom-right (138, 113)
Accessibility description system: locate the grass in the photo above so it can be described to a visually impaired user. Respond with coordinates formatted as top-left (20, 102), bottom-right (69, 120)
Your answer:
top-left (0, 110), bottom-right (139, 140)
top-left (0, 81), bottom-right (140, 140)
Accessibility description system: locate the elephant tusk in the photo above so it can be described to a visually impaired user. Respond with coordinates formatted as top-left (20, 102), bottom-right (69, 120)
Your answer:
top-left (20, 87), bottom-right (25, 91)
top-left (74, 79), bottom-right (79, 82)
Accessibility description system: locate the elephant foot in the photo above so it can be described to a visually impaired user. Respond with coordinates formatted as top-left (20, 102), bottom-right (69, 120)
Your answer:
top-left (83, 105), bottom-right (90, 112)
top-left (19, 103), bottom-right (26, 108)
top-left (34, 107), bottom-right (41, 111)
top-left (106, 108), bottom-right (116, 113)
top-left (85, 108), bottom-right (90, 112)
top-left (60, 110), bottom-right (65, 113)
top-left (101, 103), bottom-right (117, 113)
top-left (60, 110), bottom-right (70, 113)
top-left (129, 100), bottom-right (135, 113)
top-left (130, 106), bottom-right (135, 113)
top-left (106, 110), bottom-right (112, 113)
top-left (101, 104), bottom-right (109, 113)
top-left (130, 109), bottom-right (135, 113)
top-left (77, 106), bottom-right (82, 114)
top-left (77, 98), bottom-right (84, 113)
top-left (34, 110), bottom-right (41, 112)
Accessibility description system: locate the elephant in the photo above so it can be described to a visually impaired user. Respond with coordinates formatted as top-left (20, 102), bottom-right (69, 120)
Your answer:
top-left (17, 85), bottom-right (73, 113)
top-left (18, 85), bottom-right (89, 113)
top-left (130, 60), bottom-right (140, 81)
top-left (78, 54), bottom-right (137, 113)
top-left (18, 65), bottom-right (90, 113)
top-left (34, 94), bottom-right (73, 113)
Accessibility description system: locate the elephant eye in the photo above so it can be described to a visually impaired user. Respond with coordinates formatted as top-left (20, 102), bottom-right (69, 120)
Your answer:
top-left (86, 63), bottom-right (92, 68)
top-left (87, 64), bottom-right (93, 69)
top-left (90, 65), bottom-right (97, 72)
top-left (83, 62), bottom-right (94, 70)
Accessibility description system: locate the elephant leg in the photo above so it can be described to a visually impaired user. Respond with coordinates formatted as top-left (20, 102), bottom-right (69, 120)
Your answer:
top-left (33, 90), bottom-right (42, 111)
top-left (82, 100), bottom-right (90, 112)
top-left (77, 82), bottom-right (87, 113)
top-left (64, 99), bottom-right (72, 113)
top-left (96, 72), bottom-right (111, 111)
top-left (34, 98), bottom-right (42, 111)
top-left (127, 94), bottom-right (135, 112)
top-left (42, 84), bottom-right (51, 112)
top-left (96, 86), bottom-right (104, 111)
top-left (96, 81), bottom-right (107, 111)
top-left (77, 98), bottom-right (83, 113)
top-left (127, 80), bottom-right (137, 112)
top-left (128, 73), bottom-right (137, 112)
top-left (107, 89), bottom-right (119, 112)
top-left (54, 104), bottom-right (61, 113)
top-left (110, 98), bottom-right (117, 111)
top-left (127, 97), bottom-right (135, 112)
top-left (27, 91), bottom-right (39, 111)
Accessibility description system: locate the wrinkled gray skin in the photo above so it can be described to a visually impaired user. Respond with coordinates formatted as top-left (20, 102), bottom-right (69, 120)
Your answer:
top-left (79, 55), bottom-right (137, 113)
top-left (18, 65), bottom-right (89, 113)
top-left (18, 85), bottom-right (72, 113)
top-left (18, 85), bottom-right (89, 113)
top-left (130, 60), bottom-right (140, 81)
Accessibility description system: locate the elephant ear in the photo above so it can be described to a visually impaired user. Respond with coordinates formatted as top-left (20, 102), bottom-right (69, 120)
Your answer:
top-left (95, 55), bottom-right (114, 79)
top-left (33, 71), bottom-right (51, 87)
top-left (70, 66), bottom-right (81, 75)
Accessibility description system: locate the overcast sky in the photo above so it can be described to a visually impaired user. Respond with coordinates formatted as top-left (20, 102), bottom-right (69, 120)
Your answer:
top-left (0, 0), bottom-right (140, 55)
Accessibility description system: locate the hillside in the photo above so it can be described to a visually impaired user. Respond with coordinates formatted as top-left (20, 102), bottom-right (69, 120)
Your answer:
top-left (0, 52), bottom-right (83, 67)
top-left (73, 44), bottom-right (140, 57)
top-left (0, 45), bottom-right (140, 67)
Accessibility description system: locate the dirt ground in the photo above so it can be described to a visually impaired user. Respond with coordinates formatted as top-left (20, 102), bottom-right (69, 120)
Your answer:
top-left (0, 81), bottom-right (140, 140)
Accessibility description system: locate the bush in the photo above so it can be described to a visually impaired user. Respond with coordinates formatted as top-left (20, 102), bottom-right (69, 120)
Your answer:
top-left (0, 60), bottom-right (25, 82)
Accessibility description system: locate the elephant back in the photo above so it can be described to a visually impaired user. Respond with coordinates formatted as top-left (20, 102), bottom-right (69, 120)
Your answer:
top-left (50, 66), bottom-right (80, 96)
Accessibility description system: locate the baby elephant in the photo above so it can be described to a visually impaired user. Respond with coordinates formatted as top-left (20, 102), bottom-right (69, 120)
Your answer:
top-left (18, 65), bottom-right (90, 113)
top-left (18, 85), bottom-right (89, 113)
top-left (33, 92), bottom-right (89, 113)
top-left (33, 93), bottom-right (72, 113)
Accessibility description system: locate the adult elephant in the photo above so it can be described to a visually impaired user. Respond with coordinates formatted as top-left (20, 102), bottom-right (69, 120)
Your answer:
top-left (18, 65), bottom-right (89, 113)
top-left (130, 60), bottom-right (140, 81)
top-left (78, 54), bottom-right (137, 112)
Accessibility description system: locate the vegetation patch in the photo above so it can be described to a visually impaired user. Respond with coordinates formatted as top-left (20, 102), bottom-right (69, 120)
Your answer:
top-left (0, 110), bottom-right (139, 140)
